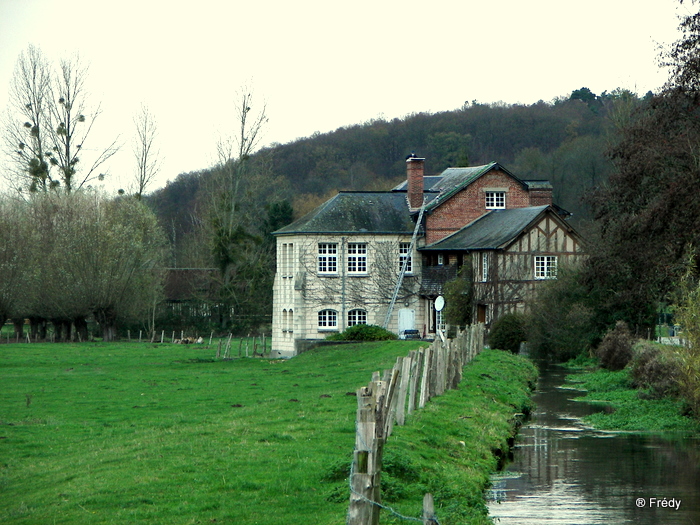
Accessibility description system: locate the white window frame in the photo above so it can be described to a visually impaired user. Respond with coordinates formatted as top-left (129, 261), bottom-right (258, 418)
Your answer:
top-left (348, 309), bottom-right (367, 327)
top-left (534, 255), bottom-right (558, 279)
top-left (317, 243), bottom-right (337, 274)
top-left (481, 252), bottom-right (488, 282)
top-left (437, 254), bottom-right (444, 266)
top-left (286, 243), bottom-right (293, 277)
top-left (347, 243), bottom-right (367, 274)
top-left (318, 309), bottom-right (338, 330)
top-left (436, 308), bottom-right (445, 332)
top-left (399, 242), bottom-right (412, 274)
top-left (485, 191), bottom-right (506, 209)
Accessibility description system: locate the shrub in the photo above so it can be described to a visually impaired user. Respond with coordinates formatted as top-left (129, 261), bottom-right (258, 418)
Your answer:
top-left (326, 324), bottom-right (397, 341)
top-left (443, 263), bottom-right (474, 327)
top-left (630, 341), bottom-right (682, 398)
top-left (488, 313), bottom-right (527, 353)
top-left (527, 265), bottom-right (596, 362)
top-left (595, 321), bottom-right (634, 371)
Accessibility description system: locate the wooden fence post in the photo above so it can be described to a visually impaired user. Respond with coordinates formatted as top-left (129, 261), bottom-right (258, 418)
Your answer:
top-left (347, 324), bottom-right (485, 524)
top-left (407, 349), bottom-right (422, 415)
top-left (395, 355), bottom-right (412, 426)
top-left (418, 346), bottom-right (432, 409)
top-left (348, 382), bottom-right (380, 525)
top-left (422, 493), bottom-right (436, 524)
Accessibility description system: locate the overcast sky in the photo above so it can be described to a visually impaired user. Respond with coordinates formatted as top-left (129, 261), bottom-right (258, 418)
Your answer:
top-left (0, 0), bottom-right (688, 193)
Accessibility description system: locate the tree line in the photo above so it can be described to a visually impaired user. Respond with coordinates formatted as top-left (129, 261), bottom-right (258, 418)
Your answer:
top-left (1, 7), bottom-right (690, 342)
top-left (0, 192), bottom-right (166, 341)
top-left (525, 0), bottom-right (700, 415)
top-left (1, 46), bottom-right (166, 341)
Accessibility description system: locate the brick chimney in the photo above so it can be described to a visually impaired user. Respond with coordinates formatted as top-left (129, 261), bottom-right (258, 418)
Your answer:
top-left (406, 154), bottom-right (425, 210)
top-left (526, 182), bottom-right (554, 207)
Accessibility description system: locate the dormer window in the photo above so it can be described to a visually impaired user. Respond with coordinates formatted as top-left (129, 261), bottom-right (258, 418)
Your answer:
top-left (485, 191), bottom-right (506, 209)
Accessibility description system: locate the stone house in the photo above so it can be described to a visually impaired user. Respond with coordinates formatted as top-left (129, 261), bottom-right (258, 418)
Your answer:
top-left (271, 156), bottom-right (583, 357)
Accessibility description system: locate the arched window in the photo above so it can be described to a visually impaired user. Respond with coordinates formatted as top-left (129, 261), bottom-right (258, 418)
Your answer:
top-left (288, 309), bottom-right (293, 332)
top-left (282, 309), bottom-right (288, 332)
top-left (348, 309), bottom-right (367, 327)
top-left (318, 309), bottom-right (338, 329)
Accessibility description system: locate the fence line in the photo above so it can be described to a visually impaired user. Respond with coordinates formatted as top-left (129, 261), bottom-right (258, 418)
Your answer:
top-left (347, 324), bottom-right (485, 525)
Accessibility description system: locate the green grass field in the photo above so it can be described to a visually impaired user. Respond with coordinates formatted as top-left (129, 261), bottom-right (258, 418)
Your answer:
top-left (0, 340), bottom-right (536, 524)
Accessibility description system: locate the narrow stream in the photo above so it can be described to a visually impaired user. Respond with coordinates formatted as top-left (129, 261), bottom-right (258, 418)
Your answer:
top-left (487, 365), bottom-right (700, 524)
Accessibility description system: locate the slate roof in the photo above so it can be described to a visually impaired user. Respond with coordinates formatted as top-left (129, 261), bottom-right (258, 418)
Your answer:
top-left (273, 191), bottom-right (416, 235)
top-left (393, 162), bottom-right (535, 213)
top-left (420, 205), bottom-right (551, 251)
top-left (419, 265), bottom-right (459, 296)
top-left (391, 175), bottom-right (444, 192)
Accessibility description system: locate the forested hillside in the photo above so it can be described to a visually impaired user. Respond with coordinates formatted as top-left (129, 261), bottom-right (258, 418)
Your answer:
top-left (145, 87), bottom-right (643, 333)
top-left (149, 88), bottom-right (640, 254)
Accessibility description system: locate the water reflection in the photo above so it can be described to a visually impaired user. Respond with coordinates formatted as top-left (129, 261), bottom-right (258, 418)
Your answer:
top-left (487, 366), bottom-right (700, 524)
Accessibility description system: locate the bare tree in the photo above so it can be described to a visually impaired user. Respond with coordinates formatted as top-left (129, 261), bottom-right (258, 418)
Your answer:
top-left (132, 104), bottom-right (160, 199)
top-left (211, 87), bottom-right (269, 234)
top-left (2, 45), bottom-right (54, 192)
top-left (2, 47), bottom-right (119, 193)
top-left (205, 87), bottom-right (272, 330)
top-left (48, 54), bottom-right (119, 192)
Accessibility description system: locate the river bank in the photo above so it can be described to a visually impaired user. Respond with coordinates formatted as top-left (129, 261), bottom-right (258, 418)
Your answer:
top-left (488, 363), bottom-right (700, 525)
top-left (565, 360), bottom-right (700, 433)
top-left (379, 349), bottom-right (538, 525)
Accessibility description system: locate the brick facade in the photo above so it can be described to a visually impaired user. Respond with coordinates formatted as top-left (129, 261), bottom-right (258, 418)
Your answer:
top-left (425, 169), bottom-right (539, 244)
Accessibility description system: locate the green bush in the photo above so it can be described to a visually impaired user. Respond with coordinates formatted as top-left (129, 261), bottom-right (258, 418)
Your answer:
top-left (595, 321), bottom-right (634, 371)
top-left (489, 313), bottom-right (527, 353)
top-left (630, 341), bottom-right (682, 398)
top-left (326, 324), bottom-right (397, 341)
top-left (526, 265), bottom-right (597, 362)
top-left (443, 263), bottom-right (474, 327)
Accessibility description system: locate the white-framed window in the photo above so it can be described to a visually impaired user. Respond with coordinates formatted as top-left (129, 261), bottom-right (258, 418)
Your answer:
top-left (281, 309), bottom-right (294, 334)
top-left (481, 252), bottom-right (489, 282)
top-left (318, 309), bottom-right (338, 329)
top-left (436, 308), bottom-right (445, 331)
top-left (399, 242), bottom-right (412, 273)
top-left (286, 243), bottom-right (293, 276)
top-left (485, 191), bottom-right (506, 209)
top-left (348, 309), bottom-right (367, 327)
top-left (437, 254), bottom-right (444, 266)
top-left (318, 243), bottom-right (337, 274)
top-left (534, 255), bottom-right (558, 279)
top-left (280, 243), bottom-right (294, 278)
top-left (347, 243), bottom-right (367, 274)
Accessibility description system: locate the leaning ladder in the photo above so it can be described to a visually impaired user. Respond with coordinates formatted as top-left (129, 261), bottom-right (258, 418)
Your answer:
top-left (383, 200), bottom-right (426, 329)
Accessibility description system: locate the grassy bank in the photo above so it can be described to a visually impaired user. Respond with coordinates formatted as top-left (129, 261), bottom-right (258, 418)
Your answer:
top-left (0, 341), bottom-right (536, 524)
top-left (378, 350), bottom-right (537, 524)
top-left (566, 364), bottom-right (700, 433)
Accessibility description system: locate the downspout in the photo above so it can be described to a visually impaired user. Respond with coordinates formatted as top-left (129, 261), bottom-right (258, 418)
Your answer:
top-left (341, 236), bottom-right (346, 332)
